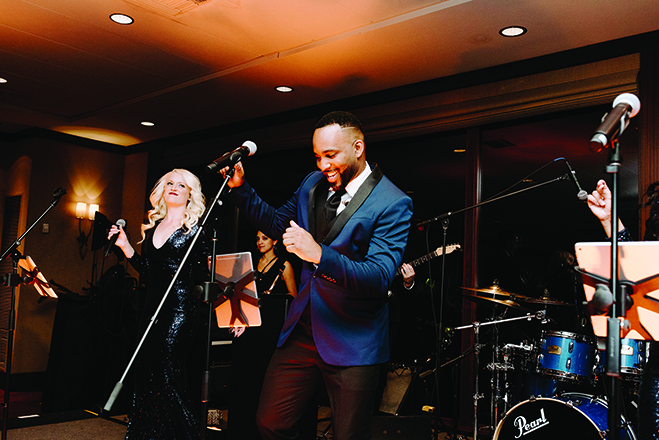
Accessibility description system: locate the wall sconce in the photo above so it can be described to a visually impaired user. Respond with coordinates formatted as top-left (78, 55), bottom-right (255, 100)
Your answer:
top-left (75, 202), bottom-right (99, 259)
top-left (76, 202), bottom-right (99, 220)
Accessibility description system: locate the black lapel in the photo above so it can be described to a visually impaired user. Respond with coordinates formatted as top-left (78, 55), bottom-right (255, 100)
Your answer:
top-left (308, 176), bottom-right (327, 242)
top-left (322, 164), bottom-right (383, 245)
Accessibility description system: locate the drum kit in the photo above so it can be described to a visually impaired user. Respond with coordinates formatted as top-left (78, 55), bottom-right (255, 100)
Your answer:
top-left (458, 284), bottom-right (642, 439)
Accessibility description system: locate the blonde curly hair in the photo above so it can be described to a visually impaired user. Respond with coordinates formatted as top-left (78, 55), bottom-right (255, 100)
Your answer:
top-left (139, 169), bottom-right (206, 243)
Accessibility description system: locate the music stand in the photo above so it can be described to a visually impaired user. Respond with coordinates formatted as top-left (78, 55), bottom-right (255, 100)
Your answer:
top-left (18, 256), bottom-right (57, 298)
top-left (0, 186), bottom-right (65, 440)
top-left (574, 241), bottom-right (659, 341)
top-left (212, 252), bottom-right (261, 329)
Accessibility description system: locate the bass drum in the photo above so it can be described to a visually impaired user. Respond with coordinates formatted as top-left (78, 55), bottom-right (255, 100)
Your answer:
top-left (493, 392), bottom-right (636, 440)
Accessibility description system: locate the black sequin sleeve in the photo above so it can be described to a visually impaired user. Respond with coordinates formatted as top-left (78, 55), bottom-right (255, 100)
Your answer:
top-left (127, 250), bottom-right (149, 275)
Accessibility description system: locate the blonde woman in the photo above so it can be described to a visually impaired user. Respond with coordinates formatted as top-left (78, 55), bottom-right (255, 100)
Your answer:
top-left (109, 168), bottom-right (209, 440)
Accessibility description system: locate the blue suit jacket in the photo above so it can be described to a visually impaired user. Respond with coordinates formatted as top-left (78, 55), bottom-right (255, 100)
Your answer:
top-left (229, 164), bottom-right (413, 366)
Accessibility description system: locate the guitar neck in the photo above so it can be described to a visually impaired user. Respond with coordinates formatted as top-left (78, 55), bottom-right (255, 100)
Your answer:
top-left (408, 250), bottom-right (440, 268)
top-left (396, 248), bottom-right (442, 276)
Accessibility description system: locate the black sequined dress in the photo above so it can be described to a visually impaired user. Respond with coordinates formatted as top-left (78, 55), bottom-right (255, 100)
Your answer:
top-left (125, 225), bottom-right (209, 440)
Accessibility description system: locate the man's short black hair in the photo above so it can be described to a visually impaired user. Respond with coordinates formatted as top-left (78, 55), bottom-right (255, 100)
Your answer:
top-left (315, 111), bottom-right (364, 134)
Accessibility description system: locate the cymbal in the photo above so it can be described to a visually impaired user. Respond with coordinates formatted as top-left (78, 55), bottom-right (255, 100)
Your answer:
top-left (462, 291), bottom-right (530, 311)
top-left (520, 296), bottom-right (571, 306)
top-left (461, 285), bottom-right (531, 301)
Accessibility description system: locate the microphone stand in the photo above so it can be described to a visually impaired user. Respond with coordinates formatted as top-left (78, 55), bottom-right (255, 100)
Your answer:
top-left (0, 188), bottom-right (65, 440)
top-left (417, 172), bottom-right (573, 440)
top-left (427, 215), bottom-right (456, 440)
top-left (604, 141), bottom-right (623, 440)
top-left (198, 226), bottom-right (220, 439)
top-left (103, 169), bottom-right (235, 440)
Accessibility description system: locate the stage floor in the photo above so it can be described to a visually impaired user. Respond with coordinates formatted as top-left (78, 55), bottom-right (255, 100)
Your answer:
top-left (0, 391), bottom-right (467, 440)
top-left (8, 414), bottom-right (126, 440)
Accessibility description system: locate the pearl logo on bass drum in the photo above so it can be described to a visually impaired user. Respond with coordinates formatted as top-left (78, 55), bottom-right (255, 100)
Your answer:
top-left (513, 408), bottom-right (548, 438)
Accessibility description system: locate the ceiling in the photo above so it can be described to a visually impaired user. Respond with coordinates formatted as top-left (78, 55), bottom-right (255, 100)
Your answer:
top-left (1, 0), bottom-right (658, 148)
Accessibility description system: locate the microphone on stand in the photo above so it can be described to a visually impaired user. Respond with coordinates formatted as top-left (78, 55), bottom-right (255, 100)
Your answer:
top-left (206, 141), bottom-right (257, 173)
top-left (105, 219), bottom-right (126, 258)
top-left (558, 158), bottom-right (588, 201)
top-left (52, 187), bottom-right (67, 199)
top-left (590, 93), bottom-right (640, 153)
top-left (52, 187), bottom-right (67, 206)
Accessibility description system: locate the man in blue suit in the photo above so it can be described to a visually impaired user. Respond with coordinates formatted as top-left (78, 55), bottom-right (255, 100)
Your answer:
top-left (224, 111), bottom-right (413, 440)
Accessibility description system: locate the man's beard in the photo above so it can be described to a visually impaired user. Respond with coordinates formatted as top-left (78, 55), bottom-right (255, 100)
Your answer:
top-left (331, 161), bottom-right (360, 191)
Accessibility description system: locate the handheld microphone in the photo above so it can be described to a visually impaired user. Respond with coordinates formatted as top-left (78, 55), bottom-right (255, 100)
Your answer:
top-left (105, 219), bottom-right (126, 258)
top-left (590, 93), bottom-right (640, 152)
top-left (206, 141), bottom-right (257, 173)
top-left (559, 158), bottom-right (588, 201)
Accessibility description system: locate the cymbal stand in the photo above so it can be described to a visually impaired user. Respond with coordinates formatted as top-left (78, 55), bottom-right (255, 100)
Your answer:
top-left (471, 321), bottom-right (483, 440)
top-left (451, 310), bottom-right (547, 439)
top-left (487, 318), bottom-right (514, 430)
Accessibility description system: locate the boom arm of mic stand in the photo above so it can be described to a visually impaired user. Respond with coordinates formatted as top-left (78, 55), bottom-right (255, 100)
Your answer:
top-left (417, 175), bottom-right (569, 227)
top-left (103, 170), bottom-right (235, 413)
top-left (1, 191), bottom-right (64, 262)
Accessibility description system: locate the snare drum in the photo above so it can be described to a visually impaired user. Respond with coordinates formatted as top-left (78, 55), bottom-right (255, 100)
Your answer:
top-left (536, 330), bottom-right (596, 384)
top-left (494, 392), bottom-right (637, 439)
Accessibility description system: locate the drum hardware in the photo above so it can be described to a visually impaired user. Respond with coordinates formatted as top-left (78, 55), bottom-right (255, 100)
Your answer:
top-left (486, 361), bottom-right (515, 372)
top-left (489, 343), bottom-right (516, 430)
top-left (503, 342), bottom-right (534, 353)
top-left (452, 310), bottom-right (550, 439)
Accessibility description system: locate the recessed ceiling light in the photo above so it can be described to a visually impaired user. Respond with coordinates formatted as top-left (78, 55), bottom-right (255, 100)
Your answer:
top-left (454, 149), bottom-right (466, 153)
top-left (275, 86), bottom-right (294, 93)
top-left (141, 121), bottom-right (155, 127)
top-left (110, 13), bottom-right (134, 25)
top-left (499, 26), bottom-right (527, 37)
top-left (0, 78), bottom-right (7, 83)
